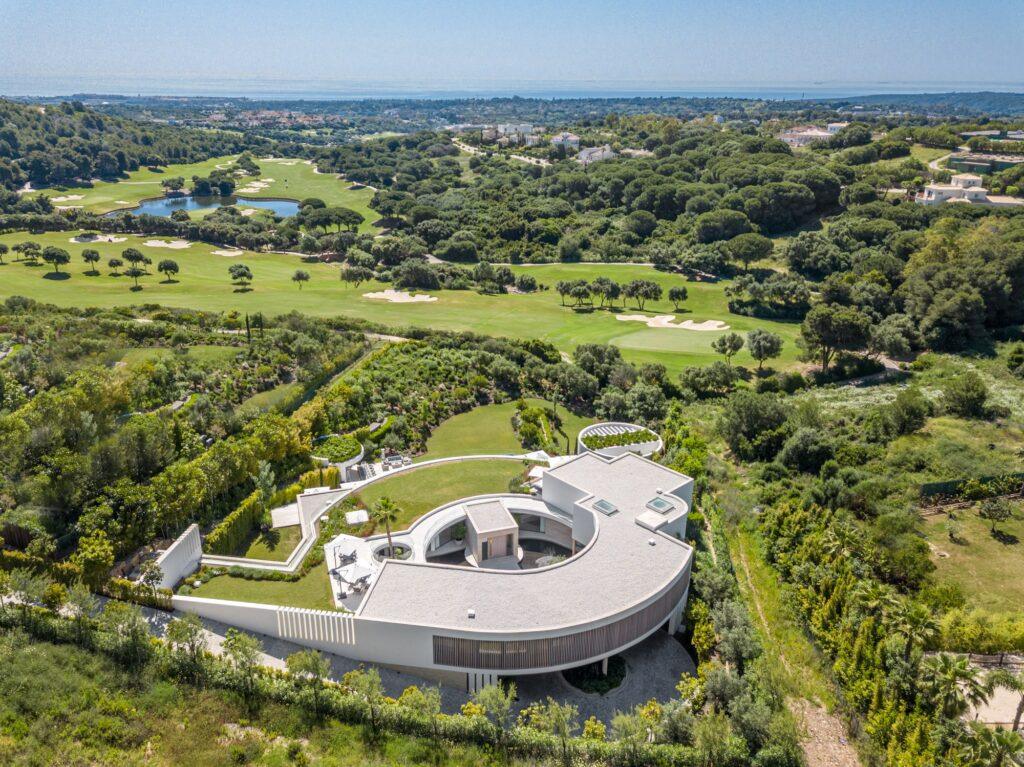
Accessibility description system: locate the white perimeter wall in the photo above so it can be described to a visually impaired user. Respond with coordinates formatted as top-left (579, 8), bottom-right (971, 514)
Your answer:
top-left (154, 524), bottom-right (202, 590)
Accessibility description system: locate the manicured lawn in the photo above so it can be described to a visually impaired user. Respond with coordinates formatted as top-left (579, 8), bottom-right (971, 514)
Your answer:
top-left (249, 158), bottom-right (378, 232)
top-left (923, 502), bottom-right (1024, 613)
top-left (0, 231), bottom-right (802, 375)
top-left (349, 458), bottom-right (527, 531)
top-left (189, 565), bottom-right (335, 610)
top-left (32, 155), bottom-right (235, 214)
top-left (237, 524), bottom-right (303, 562)
top-left (419, 397), bottom-right (596, 460)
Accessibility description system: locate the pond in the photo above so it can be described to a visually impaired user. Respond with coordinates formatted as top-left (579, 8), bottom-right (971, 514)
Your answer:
top-left (107, 194), bottom-right (299, 218)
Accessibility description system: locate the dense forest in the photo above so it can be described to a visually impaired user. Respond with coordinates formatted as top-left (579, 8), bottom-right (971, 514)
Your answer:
top-left (0, 99), bottom-right (269, 191)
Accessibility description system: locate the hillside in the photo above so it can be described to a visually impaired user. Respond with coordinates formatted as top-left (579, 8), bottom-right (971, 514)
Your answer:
top-left (0, 99), bottom-right (271, 190)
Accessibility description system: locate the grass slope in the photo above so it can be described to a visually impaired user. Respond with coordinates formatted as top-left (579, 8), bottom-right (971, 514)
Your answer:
top-left (0, 630), bottom-right (508, 766)
top-left (419, 397), bottom-right (595, 460)
top-left (349, 458), bottom-right (527, 531)
top-left (0, 231), bottom-right (800, 375)
top-left (923, 504), bottom-right (1024, 613)
top-left (237, 524), bottom-right (303, 562)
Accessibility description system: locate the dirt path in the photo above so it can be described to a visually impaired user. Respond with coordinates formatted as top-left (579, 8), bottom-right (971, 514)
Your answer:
top-left (734, 537), bottom-right (861, 767)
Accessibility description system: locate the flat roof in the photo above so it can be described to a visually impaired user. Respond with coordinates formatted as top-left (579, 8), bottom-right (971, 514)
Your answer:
top-left (357, 453), bottom-right (692, 633)
top-left (465, 499), bottom-right (516, 535)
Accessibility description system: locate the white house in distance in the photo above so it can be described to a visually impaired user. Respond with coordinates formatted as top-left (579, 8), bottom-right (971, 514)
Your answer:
top-left (827, 122), bottom-right (849, 134)
top-left (172, 450), bottom-right (695, 692)
top-left (778, 125), bottom-right (832, 147)
top-left (577, 144), bottom-right (616, 166)
top-left (915, 173), bottom-right (1024, 208)
top-left (551, 131), bottom-right (580, 150)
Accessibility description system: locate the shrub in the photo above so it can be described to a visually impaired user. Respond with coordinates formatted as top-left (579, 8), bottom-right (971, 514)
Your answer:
top-left (315, 434), bottom-right (361, 463)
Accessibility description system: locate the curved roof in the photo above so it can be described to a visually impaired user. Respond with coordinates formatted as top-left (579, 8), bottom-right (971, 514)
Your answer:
top-left (356, 453), bottom-right (693, 634)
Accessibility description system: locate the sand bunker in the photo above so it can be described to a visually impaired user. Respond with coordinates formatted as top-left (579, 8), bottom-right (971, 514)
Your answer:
top-left (115, 200), bottom-right (132, 204)
top-left (212, 249), bottom-right (243, 257)
top-left (239, 208), bottom-right (259, 217)
top-left (236, 179), bottom-right (274, 194)
top-left (363, 289), bottom-right (437, 304)
top-left (616, 314), bottom-right (730, 331)
top-left (51, 194), bottom-right (84, 203)
top-left (144, 239), bottom-right (191, 249)
top-left (69, 234), bottom-right (126, 244)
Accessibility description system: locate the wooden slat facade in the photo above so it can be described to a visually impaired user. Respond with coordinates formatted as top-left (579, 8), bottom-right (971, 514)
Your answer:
top-left (432, 576), bottom-right (687, 671)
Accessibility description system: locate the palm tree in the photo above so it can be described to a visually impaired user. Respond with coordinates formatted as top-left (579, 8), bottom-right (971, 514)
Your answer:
top-left (962, 723), bottom-right (1024, 767)
top-left (920, 653), bottom-right (993, 719)
top-left (850, 581), bottom-right (899, 621)
top-left (989, 668), bottom-right (1024, 733)
top-left (893, 602), bottom-right (939, 662)
top-left (372, 496), bottom-right (401, 557)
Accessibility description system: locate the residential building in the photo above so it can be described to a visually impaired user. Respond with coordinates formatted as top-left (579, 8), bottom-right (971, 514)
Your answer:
top-left (778, 125), bottom-right (832, 147)
top-left (173, 449), bottom-right (694, 692)
top-left (946, 152), bottom-right (1024, 174)
top-left (915, 173), bottom-right (1024, 208)
top-left (577, 144), bottom-right (616, 166)
top-left (551, 131), bottom-right (580, 149)
top-left (827, 122), bottom-right (849, 134)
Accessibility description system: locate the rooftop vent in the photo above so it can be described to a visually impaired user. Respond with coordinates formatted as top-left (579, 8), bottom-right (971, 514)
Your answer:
top-left (646, 496), bottom-right (675, 514)
top-left (593, 498), bottom-right (618, 515)
top-left (648, 538), bottom-right (657, 546)
top-left (467, 609), bottom-right (476, 619)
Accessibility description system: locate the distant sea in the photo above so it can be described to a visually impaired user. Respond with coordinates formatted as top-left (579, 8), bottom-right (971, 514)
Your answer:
top-left (2, 76), bottom-right (1023, 100)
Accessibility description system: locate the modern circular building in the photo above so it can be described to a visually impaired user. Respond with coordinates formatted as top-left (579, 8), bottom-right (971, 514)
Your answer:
top-left (175, 451), bottom-right (694, 692)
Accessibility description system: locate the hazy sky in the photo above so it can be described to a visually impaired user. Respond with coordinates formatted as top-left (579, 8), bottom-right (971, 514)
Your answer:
top-left (2, 0), bottom-right (1022, 91)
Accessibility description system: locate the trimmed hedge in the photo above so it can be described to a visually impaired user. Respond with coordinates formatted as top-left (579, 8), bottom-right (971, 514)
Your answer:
top-left (582, 428), bottom-right (659, 451)
top-left (920, 472), bottom-right (1024, 503)
top-left (204, 466), bottom-right (340, 556)
top-left (315, 434), bottom-right (361, 463)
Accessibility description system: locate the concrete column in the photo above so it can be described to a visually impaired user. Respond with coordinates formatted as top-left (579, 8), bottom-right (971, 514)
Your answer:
top-left (601, 657), bottom-right (609, 676)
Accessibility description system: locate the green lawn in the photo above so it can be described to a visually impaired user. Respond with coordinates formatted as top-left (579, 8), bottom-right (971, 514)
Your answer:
top-left (33, 155), bottom-right (235, 214)
top-left (236, 524), bottom-right (303, 562)
top-left (0, 231), bottom-right (801, 375)
top-left (189, 565), bottom-right (335, 610)
top-left (249, 158), bottom-right (378, 232)
top-left (419, 397), bottom-right (595, 460)
top-left (349, 458), bottom-right (527, 532)
top-left (923, 503), bottom-right (1024, 613)
top-left (33, 154), bottom-right (378, 232)
top-left (187, 459), bottom-right (524, 608)
top-left (239, 381), bottom-right (304, 412)
top-left (118, 344), bottom-right (239, 368)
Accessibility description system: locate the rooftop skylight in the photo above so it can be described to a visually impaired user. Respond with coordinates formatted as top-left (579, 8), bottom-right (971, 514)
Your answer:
top-left (646, 496), bottom-right (675, 514)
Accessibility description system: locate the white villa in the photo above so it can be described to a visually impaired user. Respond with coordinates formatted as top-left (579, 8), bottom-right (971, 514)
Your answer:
top-left (915, 173), bottom-right (1024, 208)
top-left (551, 131), bottom-right (580, 149)
top-left (577, 144), bottom-right (616, 166)
top-left (171, 449), bottom-right (694, 692)
top-left (778, 125), bottom-right (832, 147)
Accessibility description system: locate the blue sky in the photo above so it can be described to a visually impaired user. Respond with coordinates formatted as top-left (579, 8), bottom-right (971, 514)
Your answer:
top-left (1, 0), bottom-right (1022, 91)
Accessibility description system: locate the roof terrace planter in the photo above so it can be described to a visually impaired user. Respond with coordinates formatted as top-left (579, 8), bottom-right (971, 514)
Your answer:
top-left (577, 422), bottom-right (663, 459)
top-left (312, 434), bottom-right (364, 469)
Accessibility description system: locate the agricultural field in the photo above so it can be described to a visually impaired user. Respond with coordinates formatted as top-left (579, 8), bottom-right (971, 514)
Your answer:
top-left (0, 231), bottom-right (802, 375)
top-left (33, 155), bottom-right (379, 232)
top-left (418, 397), bottom-right (596, 460)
